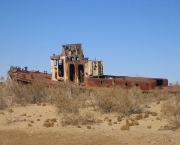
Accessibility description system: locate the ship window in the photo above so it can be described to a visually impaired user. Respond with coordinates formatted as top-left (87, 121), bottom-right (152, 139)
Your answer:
top-left (58, 60), bottom-right (64, 77)
top-left (54, 60), bottom-right (57, 66)
top-left (71, 57), bottom-right (74, 61)
top-left (100, 81), bottom-right (103, 85)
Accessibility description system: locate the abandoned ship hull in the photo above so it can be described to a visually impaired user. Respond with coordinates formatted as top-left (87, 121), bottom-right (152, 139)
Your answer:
top-left (8, 66), bottom-right (168, 91)
top-left (8, 43), bottom-right (170, 92)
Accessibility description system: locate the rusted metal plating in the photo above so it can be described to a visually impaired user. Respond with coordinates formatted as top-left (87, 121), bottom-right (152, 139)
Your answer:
top-left (8, 44), bottom-right (168, 91)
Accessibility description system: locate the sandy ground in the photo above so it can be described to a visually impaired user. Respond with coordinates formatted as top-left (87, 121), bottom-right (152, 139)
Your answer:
top-left (0, 101), bottom-right (180, 145)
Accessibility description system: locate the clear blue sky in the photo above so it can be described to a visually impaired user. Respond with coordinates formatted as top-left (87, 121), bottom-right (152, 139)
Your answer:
top-left (0, 0), bottom-right (180, 84)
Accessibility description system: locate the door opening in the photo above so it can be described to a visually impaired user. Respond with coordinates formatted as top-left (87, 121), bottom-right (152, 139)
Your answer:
top-left (78, 64), bottom-right (84, 83)
top-left (70, 64), bottom-right (75, 82)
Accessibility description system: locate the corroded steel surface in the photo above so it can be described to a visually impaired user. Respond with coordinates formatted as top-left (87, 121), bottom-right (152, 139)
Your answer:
top-left (8, 44), bottom-right (170, 92)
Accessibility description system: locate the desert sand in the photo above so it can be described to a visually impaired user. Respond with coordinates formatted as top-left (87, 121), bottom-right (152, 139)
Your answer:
top-left (0, 101), bottom-right (180, 145)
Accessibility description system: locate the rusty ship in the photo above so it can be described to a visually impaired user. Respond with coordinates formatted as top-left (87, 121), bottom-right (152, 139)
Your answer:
top-left (8, 44), bottom-right (169, 91)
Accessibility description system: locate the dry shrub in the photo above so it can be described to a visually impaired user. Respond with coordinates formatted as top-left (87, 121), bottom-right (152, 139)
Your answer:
top-left (0, 77), bottom-right (85, 114)
top-left (95, 86), bottom-right (144, 116)
top-left (147, 88), bottom-right (171, 102)
top-left (46, 84), bottom-right (85, 114)
top-left (0, 78), bottom-right (14, 110)
top-left (161, 93), bottom-right (180, 129)
top-left (55, 95), bottom-right (81, 114)
top-left (0, 96), bottom-right (7, 110)
top-left (12, 82), bottom-right (47, 104)
top-left (61, 112), bottom-right (98, 126)
top-left (0, 77), bottom-right (49, 105)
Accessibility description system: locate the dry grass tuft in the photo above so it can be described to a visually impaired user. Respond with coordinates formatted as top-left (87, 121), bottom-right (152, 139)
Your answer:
top-left (144, 114), bottom-right (149, 118)
top-left (126, 119), bottom-right (131, 126)
top-left (42, 103), bottom-right (46, 107)
top-left (45, 119), bottom-right (50, 122)
top-left (98, 120), bottom-right (103, 123)
top-left (21, 113), bottom-right (26, 116)
top-left (37, 103), bottom-right (41, 106)
top-left (156, 117), bottom-right (161, 121)
top-left (43, 118), bottom-right (56, 127)
top-left (20, 103), bottom-right (26, 107)
top-left (151, 112), bottom-right (158, 116)
top-left (147, 125), bottom-right (151, 129)
top-left (135, 114), bottom-right (143, 120)
top-left (117, 116), bottom-right (122, 122)
top-left (121, 125), bottom-right (130, 131)
top-left (30, 120), bottom-right (34, 123)
top-left (61, 112), bottom-right (98, 126)
top-left (77, 125), bottom-right (81, 128)
top-left (131, 120), bottom-right (139, 126)
top-left (28, 123), bottom-right (32, 127)
top-left (113, 121), bottom-right (117, 124)
top-left (104, 117), bottom-right (109, 121)
top-left (43, 122), bottom-right (54, 128)
top-left (87, 126), bottom-right (91, 129)
top-left (50, 118), bottom-right (57, 122)
top-left (144, 105), bottom-right (151, 108)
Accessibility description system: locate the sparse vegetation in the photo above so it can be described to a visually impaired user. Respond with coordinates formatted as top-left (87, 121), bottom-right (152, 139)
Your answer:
top-left (161, 86), bottom-right (180, 129)
top-left (94, 86), bottom-right (144, 116)
top-left (61, 112), bottom-right (98, 126)
top-left (1, 76), bottom-right (180, 129)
